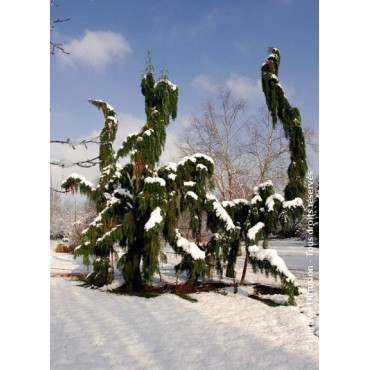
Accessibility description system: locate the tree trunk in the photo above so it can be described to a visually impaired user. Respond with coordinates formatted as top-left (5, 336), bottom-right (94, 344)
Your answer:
top-left (123, 237), bottom-right (144, 291)
top-left (262, 236), bottom-right (269, 249)
top-left (237, 238), bottom-right (242, 256)
top-left (240, 252), bottom-right (249, 286)
top-left (124, 249), bottom-right (143, 291)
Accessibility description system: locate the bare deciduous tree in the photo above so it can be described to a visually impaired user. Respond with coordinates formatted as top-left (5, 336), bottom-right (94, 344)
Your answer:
top-left (177, 88), bottom-right (318, 200)
top-left (178, 88), bottom-right (250, 200)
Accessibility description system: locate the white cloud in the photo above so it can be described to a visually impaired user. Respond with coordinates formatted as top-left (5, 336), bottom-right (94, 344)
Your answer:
top-left (191, 72), bottom-right (264, 103)
top-left (57, 30), bottom-right (132, 69)
top-left (50, 112), bottom-right (187, 194)
top-left (225, 73), bottom-right (263, 101)
top-left (50, 112), bottom-right (143, 189)
top-left (191, 74), bottom-right (217, 92)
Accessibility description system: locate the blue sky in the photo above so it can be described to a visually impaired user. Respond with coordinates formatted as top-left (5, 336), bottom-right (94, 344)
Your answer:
top-left (51, 0), bottom-right (318, 183)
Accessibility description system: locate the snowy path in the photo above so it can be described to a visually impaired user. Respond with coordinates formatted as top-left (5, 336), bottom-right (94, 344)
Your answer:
top-left (51, 278), bottom-right (318, 370)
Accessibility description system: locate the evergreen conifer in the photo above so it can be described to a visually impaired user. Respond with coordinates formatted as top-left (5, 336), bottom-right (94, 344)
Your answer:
top-left (261, 47), bottom-right (308, 200)
top-left (61, 51), bottom-right (305, 305)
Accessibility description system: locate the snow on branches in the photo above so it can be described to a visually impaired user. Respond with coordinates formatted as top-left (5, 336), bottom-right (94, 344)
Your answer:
top-left (261, 47), bottom-right (307, 200)
top-left (58, 52), bottom-right (304, 305)
top-left (248, 244), bottom-right (298, 305)
top-left (174, 229), bottom-right (205, 260)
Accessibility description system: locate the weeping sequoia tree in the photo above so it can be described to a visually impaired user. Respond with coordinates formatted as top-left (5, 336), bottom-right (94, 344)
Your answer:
top-left (62, 49), bottom-right (306, 305)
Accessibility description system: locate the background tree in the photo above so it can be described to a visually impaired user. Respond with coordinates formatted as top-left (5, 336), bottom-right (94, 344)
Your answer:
top-left (50, 176), bottom-right (64, 239)
top-left (178, 89), bottom-right (317, 201)
top-left (178, 88), bottom-right (250, 200)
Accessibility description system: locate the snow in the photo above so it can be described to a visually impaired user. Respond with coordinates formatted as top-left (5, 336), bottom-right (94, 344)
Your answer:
top-left (248, 245), bottom-right (296, 283)
top-left (196, 163), bottom-right (208, 171)
top-left (96, 225), bottom-right (122, 244)
top-left (106, 103), bottom-right (115, 112)
top-left (106, 115), bottom-right (118, 124)
top-left (221, 200), bottom-right (234, 208)
top-left (268, 52), bottom-right (278, 59)
top-left (168, 173), bottom-right (176, 181)
top-left (206, 193), bottom-right (236, 231)
top-left (251, 194), bottom-right (262, 205)
top-left (248, 245), bottom-right (260, 253)
top-left (51, 239), bottom-right (318, 368)
top-left (233, 198), bottom-right (250, 206)
top-left (167, 80), bottom-right (178, 91)
top-left (51, 278), bottom-right (317, 369)
top-left (175, 229), bottom-right (205, 260)
top-left (205, 193), bottom-right (217, 201)
top-left (50, 241), bottom-right (87, 275)
top-left (113, 188), bottom-right (133, 199)
top-left (247, 222), bottom-right (265, 240)
top-left (51, 277), bottom-right (318, 369)
top-left (222, 199), bottom-right (249, 208)
top-left (185, 191), bottom-right (198, 200)
top-left (126, 133), bottom-right (138, 139)
top-left (184, 181), bottom-right (196, 187)
top-left (82, 196), bottom-right (120, 234)
top-left (66, 136), bottom-right (82, 147)
top-left (162, 162), bottom-right (178, 172)
top-left (155, 78), bottom-right (178, 91)
top-left (193, 152), bottom-right (214, 164)
top-left (253, 180), bottom-right (273, 193)
top-left (143, 129), bottom-right (153, 136)
top-left (53, 159), bottom-right (75, 168)
top-left (270, 73), bottom-right (279, 81)
top-left (283, 198), bottom-right (304, 209)
top-left (265, 193), bottom-right (285, 212)
top-left (144, 177), bottom-right (166, 187)
top-left (144, 207), bottom-right (163, 231)
top-left (178, 153), bottom-right (214, 167)
top-left (61, 173), bottom-right (96, 191)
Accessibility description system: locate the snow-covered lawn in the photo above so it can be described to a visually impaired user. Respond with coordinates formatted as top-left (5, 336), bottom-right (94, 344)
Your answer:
top-left (51, 239), bottom-right (319, 369)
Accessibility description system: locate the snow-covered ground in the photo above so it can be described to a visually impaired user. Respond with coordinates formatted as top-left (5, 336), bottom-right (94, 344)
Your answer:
top-left (50, 239), bottom-right (319, 369)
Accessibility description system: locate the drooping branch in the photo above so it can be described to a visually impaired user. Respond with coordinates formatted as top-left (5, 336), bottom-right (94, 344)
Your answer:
top-left (261, 47), bottom-right (308, 200)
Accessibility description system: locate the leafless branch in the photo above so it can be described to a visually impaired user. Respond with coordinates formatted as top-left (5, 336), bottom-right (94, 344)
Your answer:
top-left (50, 41), bottom-right (70, 55)
top-left (50, 2), bottom-right (70, 54)
top-left (50, 136), bottom-right (102, 150)
top-left (177, 90), bottom-right (298, 198)
top-left (50, 187), bottom-right (71, 194)
top-left (50, 156), bottom-right (100, 168)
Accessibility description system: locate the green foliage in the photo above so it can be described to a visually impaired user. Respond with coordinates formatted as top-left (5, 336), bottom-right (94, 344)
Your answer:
top-left (175, 293), bottom-right (198, 303)
top-left (249, 257), bottom-right (297, 305)
top-left (85, 257), bottom-right (114, 287)
top-left (60, 51), bottom-right (305, 306)
top-left (248, 295), bottom-right (282, 307)
top-left (261, 47), bottom-right (307, 200)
